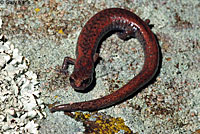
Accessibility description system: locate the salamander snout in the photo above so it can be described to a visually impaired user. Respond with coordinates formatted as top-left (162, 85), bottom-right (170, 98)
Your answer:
top-left (69, 75), bottom-right (92, 91)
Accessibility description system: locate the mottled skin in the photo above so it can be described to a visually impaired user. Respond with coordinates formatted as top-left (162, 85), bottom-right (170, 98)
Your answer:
top-left (50, 8), bottom-right (159, 112)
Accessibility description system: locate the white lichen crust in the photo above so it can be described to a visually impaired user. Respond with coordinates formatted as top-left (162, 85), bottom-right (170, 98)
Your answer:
top-left (0, 35), bottom-right (46, 134)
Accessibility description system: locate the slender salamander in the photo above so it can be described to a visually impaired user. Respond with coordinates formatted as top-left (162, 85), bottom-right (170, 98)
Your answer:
top-left (50, 8), bottom-right (159, 112)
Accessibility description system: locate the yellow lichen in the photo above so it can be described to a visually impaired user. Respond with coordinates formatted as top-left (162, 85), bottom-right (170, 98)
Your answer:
top-left (74, 112), bottom-right (83, 120)
top-left (35, 8), bottom-right (40, 13)
top-left (84, 113), bottom-right (91, 119)
top-left (58, 29), bottom-right (64, 34)
top-left (68, 112), bottom-right (132, 133)
top-left (94, 116), bottom-right (132, 133)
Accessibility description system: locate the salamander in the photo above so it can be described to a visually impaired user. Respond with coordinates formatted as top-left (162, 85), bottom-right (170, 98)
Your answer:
top-left (50, 8), bottom-right (159, 112)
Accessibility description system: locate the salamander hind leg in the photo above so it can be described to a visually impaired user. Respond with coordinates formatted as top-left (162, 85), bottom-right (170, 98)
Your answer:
top-left (145, 19), bottom-right (150, 25)
top-left (117, 30), bottom-right (136, 40)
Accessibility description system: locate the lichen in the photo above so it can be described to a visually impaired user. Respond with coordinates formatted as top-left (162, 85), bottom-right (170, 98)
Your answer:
top-left (65, 112), bottom-right (132, 134)
top-left (0, 35), bottom-right (46, 134)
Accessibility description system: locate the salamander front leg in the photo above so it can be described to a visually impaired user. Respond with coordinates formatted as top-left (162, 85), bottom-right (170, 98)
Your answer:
top-left (93, 53), bottom-right (99, 62)
top-left (60, 57), bottom-right (76, 75)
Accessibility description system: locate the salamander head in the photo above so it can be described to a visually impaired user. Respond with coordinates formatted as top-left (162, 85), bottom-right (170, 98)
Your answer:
top-left (69, 58), bottom-right (94, 91)
top-left (69, 70), bottom-right (93, 91)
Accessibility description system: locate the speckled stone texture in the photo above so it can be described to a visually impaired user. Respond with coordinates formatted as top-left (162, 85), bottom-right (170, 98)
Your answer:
top-left (0, 0), bottom-right (199, 133)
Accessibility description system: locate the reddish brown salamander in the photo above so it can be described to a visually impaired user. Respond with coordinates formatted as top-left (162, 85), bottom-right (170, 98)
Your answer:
top-left (50, 8), bottom-right (159, 112)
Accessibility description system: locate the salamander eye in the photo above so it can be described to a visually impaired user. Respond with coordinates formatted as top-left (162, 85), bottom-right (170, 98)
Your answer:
top-left (83, 78), bottom-right (91, 85)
